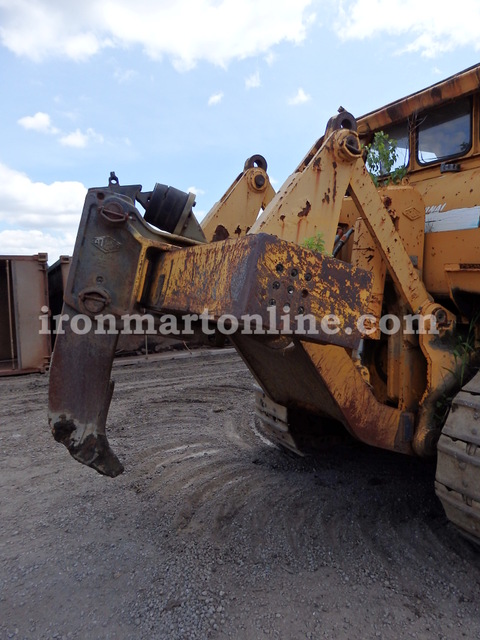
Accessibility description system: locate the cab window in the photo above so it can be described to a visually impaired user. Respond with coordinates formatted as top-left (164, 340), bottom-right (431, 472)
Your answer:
top-left (417, 97), bottom-right (471, 164)
top-left (382, 122), bottom-right (409, 171)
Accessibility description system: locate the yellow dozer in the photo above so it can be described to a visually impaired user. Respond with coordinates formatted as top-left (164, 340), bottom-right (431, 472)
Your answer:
top-left (48, 65), bottom-right (480, 543)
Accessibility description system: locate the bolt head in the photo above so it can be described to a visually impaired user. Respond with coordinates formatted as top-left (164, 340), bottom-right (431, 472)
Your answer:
top-left (254, 174), bottom-right (266, 188)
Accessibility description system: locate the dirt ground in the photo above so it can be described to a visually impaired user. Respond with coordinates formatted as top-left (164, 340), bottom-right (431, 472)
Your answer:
top-left (1, 348), bottom-right (480, 640)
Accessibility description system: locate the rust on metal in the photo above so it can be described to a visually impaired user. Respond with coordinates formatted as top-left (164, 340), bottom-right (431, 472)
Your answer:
top-left (48, 297), bottom-right (124, 476)
top-left (297, 201), bottom-right (311, 217)
top-left (145, 234), bottom-right (372, 350)
top-left (249, 129), bottom-right (361, 252)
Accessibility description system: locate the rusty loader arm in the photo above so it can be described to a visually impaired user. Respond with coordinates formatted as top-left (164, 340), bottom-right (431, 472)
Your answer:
top-left (48, 163), bottom-right (372, 475)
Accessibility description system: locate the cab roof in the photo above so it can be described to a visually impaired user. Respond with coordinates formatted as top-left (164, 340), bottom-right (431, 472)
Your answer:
top-left (357, 63), bottom-right (480, 135)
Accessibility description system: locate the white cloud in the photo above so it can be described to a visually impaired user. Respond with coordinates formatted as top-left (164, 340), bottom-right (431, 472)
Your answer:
top-left (0, 162), bottom-right (86, 230)
top-left (245, 71), bottom-right (261, 90)
top-left (18, 112), bottom-right (103, 149)
top-left (1, 1), bottom-right (476, 67)
top-left (59, 129), bottom-right (88, 148)
top-left (0, 229), bottom-right (76, 263)
top-left (187, 186), bottom-right (205, 196)
top-left (335, 0), bottom-right (480, 58)
top-left (59, 127), bottom-right (104, 148)
top-left (0, 163), bottom-right (86, 262)
top-left (288, 88), bottom-right (311, 106)
top-left (17, 112), bottom-right (59, 134)
top-left (0, 0), bottom-right (314, 68)
top-left (208, 92), bottom-right (224, 106)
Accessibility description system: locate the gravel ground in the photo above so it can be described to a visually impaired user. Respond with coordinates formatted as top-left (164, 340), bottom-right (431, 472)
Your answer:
top-left (1, 348), bottom-right (480, 640)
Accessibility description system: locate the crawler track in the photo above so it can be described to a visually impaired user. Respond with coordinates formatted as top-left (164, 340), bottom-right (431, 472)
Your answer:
top-left (436, 370), bottom-right (480, 544)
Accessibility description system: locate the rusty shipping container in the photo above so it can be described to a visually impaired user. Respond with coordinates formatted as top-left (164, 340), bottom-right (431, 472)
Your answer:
top-left (0, 254), bottom-right (51, 375)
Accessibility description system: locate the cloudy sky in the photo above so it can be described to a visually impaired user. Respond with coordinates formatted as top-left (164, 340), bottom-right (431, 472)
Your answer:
top-left (1, 0), bottom-right (480, 263)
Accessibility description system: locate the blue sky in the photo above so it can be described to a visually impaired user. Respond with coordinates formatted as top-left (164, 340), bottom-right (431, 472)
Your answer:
top-left (1, 0), bottom-right (480, 264)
